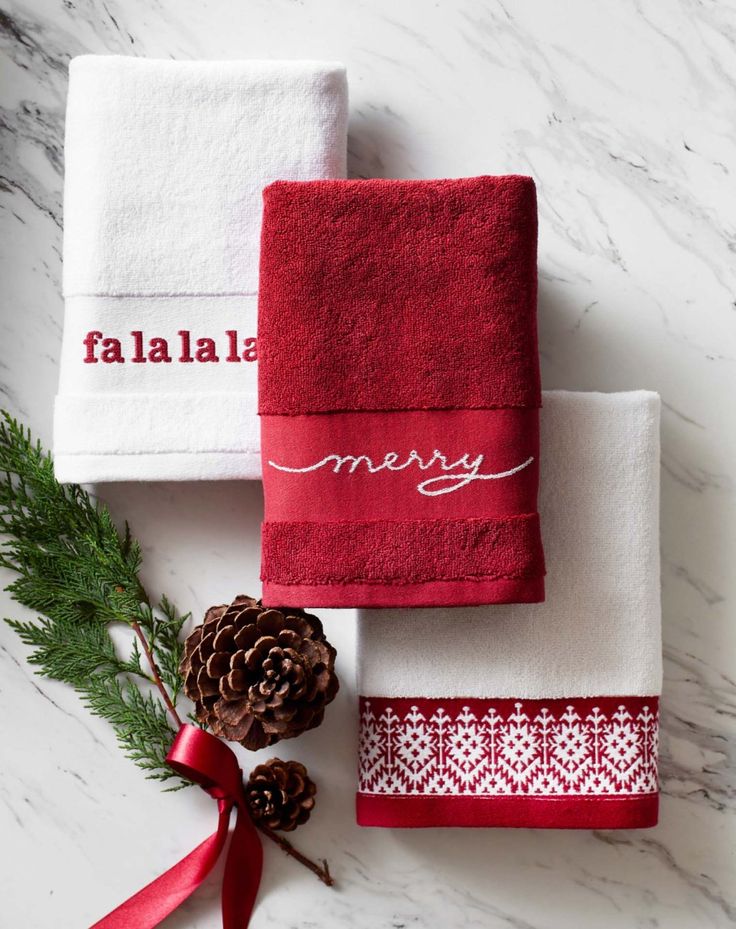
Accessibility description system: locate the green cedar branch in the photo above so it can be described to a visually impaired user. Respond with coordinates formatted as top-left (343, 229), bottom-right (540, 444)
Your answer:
top-left (0, 411), bottom-right (190, 785)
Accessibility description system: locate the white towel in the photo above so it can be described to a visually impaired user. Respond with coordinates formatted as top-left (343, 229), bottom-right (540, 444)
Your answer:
top-left (357, 390), bottom-right (662, 829)
top-left (54, 56), bottom-right (348, 482)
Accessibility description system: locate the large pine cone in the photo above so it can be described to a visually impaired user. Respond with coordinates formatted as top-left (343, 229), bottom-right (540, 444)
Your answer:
top-left (180, 596), bottom-right (338, 750)
top-left (246, 758), bottom-right (316, 831)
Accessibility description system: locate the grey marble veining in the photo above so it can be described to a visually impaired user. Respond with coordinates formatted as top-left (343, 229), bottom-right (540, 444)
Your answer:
top-left (1, 0), bottom-right (735, 926)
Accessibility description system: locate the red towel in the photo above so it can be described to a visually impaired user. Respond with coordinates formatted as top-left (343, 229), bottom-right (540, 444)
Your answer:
top-left (258, 176), bottom-right (544, 608)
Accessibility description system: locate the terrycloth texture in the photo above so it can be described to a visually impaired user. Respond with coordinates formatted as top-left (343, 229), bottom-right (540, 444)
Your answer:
top-left (258, 176), bottom-right (544, 608)
top-left (357, 391), bottom-right (662, 829)
top-left (55, 55), bottom-right (348, 483)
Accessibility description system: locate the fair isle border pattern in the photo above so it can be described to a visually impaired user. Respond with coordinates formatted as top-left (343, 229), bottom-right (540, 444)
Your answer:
top-left (358, 696), bottom-right (659, 798)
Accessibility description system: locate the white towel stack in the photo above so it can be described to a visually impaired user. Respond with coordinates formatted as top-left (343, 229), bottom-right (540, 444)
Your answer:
top-left (55, 56), bottom-right (348, 482)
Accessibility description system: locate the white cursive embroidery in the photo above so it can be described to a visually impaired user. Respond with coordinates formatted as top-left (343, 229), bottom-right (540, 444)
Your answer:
top-left (267, 450), bottom-right (534, 496)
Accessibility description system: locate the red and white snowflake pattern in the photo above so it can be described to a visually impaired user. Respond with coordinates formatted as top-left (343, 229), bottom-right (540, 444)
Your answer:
top-left (358, 696), bottom-right (659, 797)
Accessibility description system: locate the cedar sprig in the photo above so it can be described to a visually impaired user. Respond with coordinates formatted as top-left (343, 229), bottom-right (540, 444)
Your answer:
top-left (82, 675), bottom-right (179, 778)
top-left (0, 411), bottom-right (190, 786)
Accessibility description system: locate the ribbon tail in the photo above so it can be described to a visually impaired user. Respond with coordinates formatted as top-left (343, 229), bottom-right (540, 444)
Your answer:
top-left (221, 806), bottom-right (264, 929)
top-left (90, 806), bottom-right (231, 929)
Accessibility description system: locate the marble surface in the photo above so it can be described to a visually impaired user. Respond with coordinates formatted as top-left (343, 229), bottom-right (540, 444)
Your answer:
top-left (1, 0), bottom-right (735, 926)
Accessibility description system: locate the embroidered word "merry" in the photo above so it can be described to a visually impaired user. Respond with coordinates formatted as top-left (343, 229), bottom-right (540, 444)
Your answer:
top-left (268, 450), bottom-right (534, 496)
top-left (82, 330), bottom-right (257, 364)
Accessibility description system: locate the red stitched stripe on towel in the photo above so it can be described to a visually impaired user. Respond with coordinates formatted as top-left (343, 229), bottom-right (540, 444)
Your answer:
top-left (356, 793), bottom-right (659, 829)
top-left (261, 514), bottom-right (544, 585)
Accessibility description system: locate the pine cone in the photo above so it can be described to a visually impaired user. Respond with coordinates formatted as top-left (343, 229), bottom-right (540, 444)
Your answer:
top-left (245, 758), bottom-right (316, 831)
top-left (180, 595), bottom-right (339, 750)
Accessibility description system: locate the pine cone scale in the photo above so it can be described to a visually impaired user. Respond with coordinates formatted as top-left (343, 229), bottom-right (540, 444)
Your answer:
top-left (213, 626), bottom-right (239, 651)
top-left (233, 626), bottom-right (259, 650)
top-left (195, 666), bottom-right (220, 698)
top-left (219, 669), bottom-right (247, 700)
top-left (277, 628), bottom-right (301, 649)
top-left (205, 652), bottom-right (231, 679)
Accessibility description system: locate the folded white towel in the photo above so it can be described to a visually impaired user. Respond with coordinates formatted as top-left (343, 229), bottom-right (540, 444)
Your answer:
top-left (357, 390), bottom-right (662, 829)
top-left (54, 56), bottom-right (348, 482)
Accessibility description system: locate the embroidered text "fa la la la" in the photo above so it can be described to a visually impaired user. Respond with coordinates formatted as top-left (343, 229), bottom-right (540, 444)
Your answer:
top-left (82, 330), bottom-right (258, 364)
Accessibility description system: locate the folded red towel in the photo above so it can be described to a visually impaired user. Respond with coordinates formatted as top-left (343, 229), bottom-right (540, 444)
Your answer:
top-left (258, 176), bottom-right (544, 608)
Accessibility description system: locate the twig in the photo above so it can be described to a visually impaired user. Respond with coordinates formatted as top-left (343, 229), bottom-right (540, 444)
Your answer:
top-left (256, 822), bottom-right (334, 887)
top-left (131, 620), bottom-right (183, 729)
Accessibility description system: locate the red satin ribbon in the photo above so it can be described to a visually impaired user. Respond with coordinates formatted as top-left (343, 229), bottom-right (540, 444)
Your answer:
top-left (90, 724), bottom-right (263, 929)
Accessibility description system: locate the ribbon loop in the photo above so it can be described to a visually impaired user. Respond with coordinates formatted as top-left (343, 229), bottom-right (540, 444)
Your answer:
top-left (90, 725), bottom-right (263, 929)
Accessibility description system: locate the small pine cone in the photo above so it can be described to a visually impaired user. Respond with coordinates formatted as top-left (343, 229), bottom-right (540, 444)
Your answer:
top-left (179, 596), bottom-right (339, 750)
top-left (246, 758), bottom-right (316, 831)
